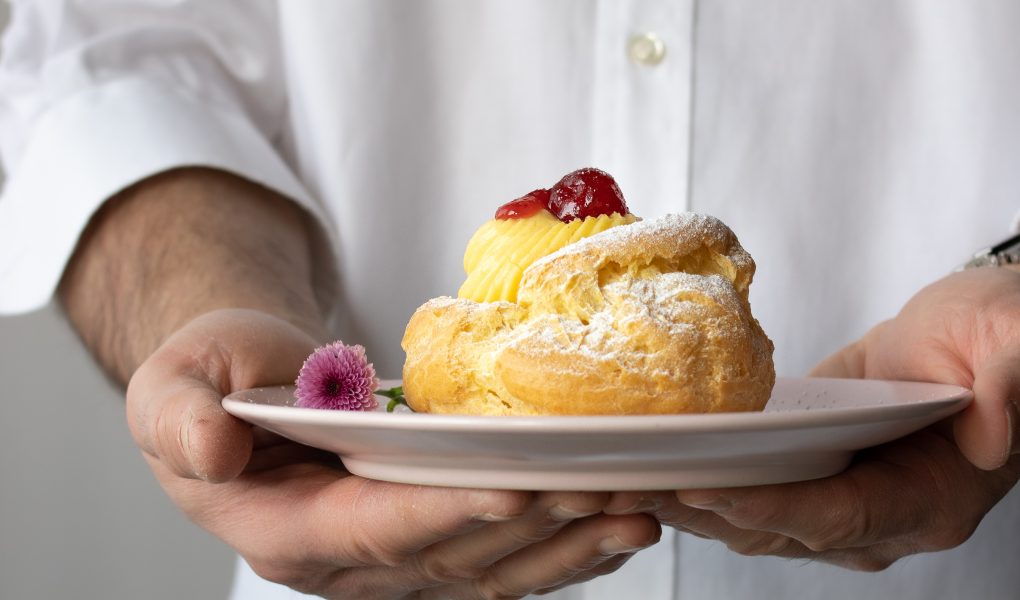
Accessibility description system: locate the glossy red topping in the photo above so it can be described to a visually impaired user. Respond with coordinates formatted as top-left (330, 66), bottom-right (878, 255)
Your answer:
top-left (548, 168), bottom-right (628, 222)
top-left (494, 189), bottom-right (550, 220)
top-left (494, 168), bottom-right (629, 223)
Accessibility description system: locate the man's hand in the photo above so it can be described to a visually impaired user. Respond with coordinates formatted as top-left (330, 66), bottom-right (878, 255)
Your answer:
top-left (129, 309), bottom-right (659, 598)
top-left (607, 265), bottom-right (1020, 571)
top-left (58, 169), bottom-right (658, 598)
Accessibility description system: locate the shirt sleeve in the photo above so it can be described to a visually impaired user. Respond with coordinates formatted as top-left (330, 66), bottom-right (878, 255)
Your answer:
top-left (0, 0), bottom-right (333, 315)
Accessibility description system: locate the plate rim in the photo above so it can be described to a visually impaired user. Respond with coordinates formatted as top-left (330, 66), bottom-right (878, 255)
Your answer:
top-left (222, 377), bottom-right (973, 435)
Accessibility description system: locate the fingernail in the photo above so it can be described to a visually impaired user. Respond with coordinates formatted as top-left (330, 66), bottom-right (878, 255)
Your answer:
top-left (605, 497), bottom-right (661, 515)
top-left (181, 408), bottom-right (202, 479)
top-left (548, 505), bottom-right (599, 521)
top-left (676, 491), bottom-right (732, 512)
top-left (598, 535), bottom-right (650, 556)
top-left (473, 512), bottom-right (516, 522)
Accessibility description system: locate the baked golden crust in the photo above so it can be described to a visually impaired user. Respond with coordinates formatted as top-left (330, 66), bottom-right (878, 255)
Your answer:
top-left (401, 213), bottom-right (775, 415)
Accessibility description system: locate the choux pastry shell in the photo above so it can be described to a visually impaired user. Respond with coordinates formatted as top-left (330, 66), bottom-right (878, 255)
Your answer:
top-left (401, 213), bottom-right (775, 415)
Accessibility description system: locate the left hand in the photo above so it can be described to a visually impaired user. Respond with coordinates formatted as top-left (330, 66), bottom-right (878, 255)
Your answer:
top-left (606, 265), bottom-right (1020, 571)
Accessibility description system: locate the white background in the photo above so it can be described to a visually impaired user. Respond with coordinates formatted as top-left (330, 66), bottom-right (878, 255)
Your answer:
top-left (0, 3), bottom-right (235, 598)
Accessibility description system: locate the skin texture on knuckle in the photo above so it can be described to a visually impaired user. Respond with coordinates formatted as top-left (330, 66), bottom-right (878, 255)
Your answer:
top-left (476, 544), bottom-right (607, 599)
top-left (655, 502), bottom-right (712, 532)
top-left (472, 574), bottom-right (530, 600)
top-left (469, 489), bottom-right (533, 522)
top-left (287, 485), bottom-right (382, 571)
top-left (499, 521), bottom-right (563, 546)
top-left (197, 333), bottom-right (239, 394)
top-left (728, 532), bottom-right (797, 558)
top-left (175, 406), bottom-right (196, 476)
top-left (125, 362), bottom-right (163, 454)
top-left (342, 515), bottom-right (408, 568)
top-left (715, 492), bottom-right (787, 532)
top-left (340, 482), bottom-right (416, 567)
top-left (533, 553), bottom-right (633, 595)
top-left (409, 550), bottom-right (486, 584)
top-left (908, 438), bottom-right (987, 553)
top-left (186, 411), bottom-right (251, 483)
top-left (335, 483), bottom-right (480, 569)
top-left (544, 491), bottom-right (611, 517)
top-left (125, 330), bottom-right (224, 469)
top-left (798, 474), bottom-right (884, 553)
top-left (148, 400), bottom-right (180, 466)
top-left (800, 510), bottom-right (872, 553)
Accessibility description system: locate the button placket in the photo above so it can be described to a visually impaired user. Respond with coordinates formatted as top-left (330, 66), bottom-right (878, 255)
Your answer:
top-left (616, 0), bottom-right (696, 216)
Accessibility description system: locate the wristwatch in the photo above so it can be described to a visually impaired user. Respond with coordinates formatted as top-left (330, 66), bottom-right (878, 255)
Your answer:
top-left (959, 231), bottom-right (1020, 270)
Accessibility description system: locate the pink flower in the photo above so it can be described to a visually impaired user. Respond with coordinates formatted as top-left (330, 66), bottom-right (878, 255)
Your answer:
top-left (294, 341), bottom-right (379, 411)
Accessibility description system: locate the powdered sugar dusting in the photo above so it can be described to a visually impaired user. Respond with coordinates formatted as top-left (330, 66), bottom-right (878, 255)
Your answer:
top-left (528, 213), bottom-right (752, 276)
top-left (420, 295), bottom-right (515, 313)
top-left (505, 270), bottom-right (751, 374)
top-left (500, 213), bottom-right (760, 378)
top-left (405, 213), bottom-right (773, 413)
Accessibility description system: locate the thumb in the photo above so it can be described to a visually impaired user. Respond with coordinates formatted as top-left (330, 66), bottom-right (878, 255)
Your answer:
top-left (808, 334), bottom-right (873, 379)
top-left (127, 310), bottom-right (319, 481)
top-left (128, 376), bottom-right (254, 482)
top-left (808, 343), bottom-right (865, 378)
top-left (953, 347), bottom-right (1020, 471)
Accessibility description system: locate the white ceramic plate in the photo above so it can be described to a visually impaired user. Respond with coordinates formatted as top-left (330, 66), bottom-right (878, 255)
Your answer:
top-left (222, 377), bottom-right (971, 491)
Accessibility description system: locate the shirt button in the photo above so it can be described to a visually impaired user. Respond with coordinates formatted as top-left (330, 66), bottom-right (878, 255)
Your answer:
top-left (628, 32), bottom-right (666, 66)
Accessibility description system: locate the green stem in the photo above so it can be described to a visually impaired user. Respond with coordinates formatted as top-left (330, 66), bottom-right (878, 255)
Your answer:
top-left (376, 385), bottom-right (404, 399)
top-left (378, 385), bottom-right (411, 412)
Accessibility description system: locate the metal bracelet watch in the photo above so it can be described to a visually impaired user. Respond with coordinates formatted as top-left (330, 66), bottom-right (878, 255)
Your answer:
top-left (959, 231), bottom-right (1020, 270)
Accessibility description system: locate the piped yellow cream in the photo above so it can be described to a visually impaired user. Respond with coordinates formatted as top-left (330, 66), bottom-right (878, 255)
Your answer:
top-left (458, 210), bottom-right (639, 303)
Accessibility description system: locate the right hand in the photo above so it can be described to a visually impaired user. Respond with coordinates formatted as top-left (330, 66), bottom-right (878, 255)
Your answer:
top-left (127, 308), bottom-right (660, 599)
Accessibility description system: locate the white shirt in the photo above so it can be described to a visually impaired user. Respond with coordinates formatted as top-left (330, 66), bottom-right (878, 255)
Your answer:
top-left (2, 1), bottom-right (1019, 599)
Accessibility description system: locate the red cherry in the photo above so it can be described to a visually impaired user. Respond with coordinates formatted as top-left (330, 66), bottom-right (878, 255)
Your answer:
top-left (495, 188), bottom-right (551, 220)
top-left (547, 168), bottom-right (628, 222)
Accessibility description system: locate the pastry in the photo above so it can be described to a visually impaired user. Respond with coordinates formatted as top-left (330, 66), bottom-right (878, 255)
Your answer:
top-left (401, 168), bottom-right (774, 415)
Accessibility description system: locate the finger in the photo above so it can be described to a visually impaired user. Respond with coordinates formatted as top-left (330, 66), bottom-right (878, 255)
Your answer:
top-left (807, 329), bottom-right (872, 378)
top-left (160, 463), bottom-right (536, 593)
top-left (126, 310), bottom-right (317, 481)
top-left (674, 430), bottom-right (996, 554)
top-left (669, 504), bottom-right (811, 559)
top-left (131, 379), bottom-right (255, 481)
top-left (954, 346), bottom-right (1020, 470)
top-left (656, 495), bottom-right (915, 571)
top-left (429, 514), bottom-right (660, 600)
top-left (299, 482), bottom-right (534, 570)
top-left (341, 491), bottom-right (609, 593)
top-left (603, 490), bottom-right (673, 515)
top-left (532, 553), bottom-right (635, 595)
top-left (607, 492), bottom-right (812, 560)
top-left (807, 318), bottom-right (897, 379)
top-left (411, 491), bottom-right (609, 580)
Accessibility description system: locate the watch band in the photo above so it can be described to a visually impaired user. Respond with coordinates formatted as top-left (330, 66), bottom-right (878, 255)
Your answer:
top-left (959, 231), bottom-right (1020, 270)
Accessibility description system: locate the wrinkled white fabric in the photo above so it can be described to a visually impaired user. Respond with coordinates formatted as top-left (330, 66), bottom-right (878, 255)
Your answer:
top-left (2, 1), bottom-right (1019, 599)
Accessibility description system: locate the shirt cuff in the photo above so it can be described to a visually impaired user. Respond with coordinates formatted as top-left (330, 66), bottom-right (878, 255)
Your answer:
top-left (0, 77), bottom-right (334, 315)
